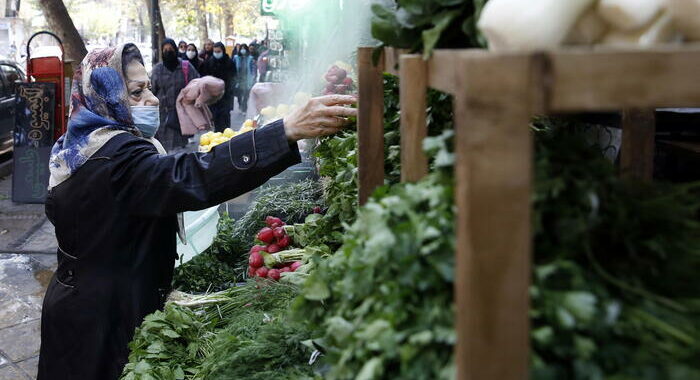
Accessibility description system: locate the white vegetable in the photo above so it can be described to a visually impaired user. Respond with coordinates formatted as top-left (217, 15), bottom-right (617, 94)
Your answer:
top-left (566, 8), bottom-right (609, 45)
top-left (666, 0), bottom-right (700, 40)
top-left (601, 12), bottom-right (677, 46)
top-left (478, 0), bottom-right (596, 50)
top-left (597, 0), bottom-right (666, 31)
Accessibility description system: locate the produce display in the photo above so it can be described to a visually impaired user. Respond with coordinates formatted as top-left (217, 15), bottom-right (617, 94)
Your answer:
top-left (198, 119), bottom-right (257, 153)
top-left (246, 216), bottom-right (307, 280)
top-left (122, 2), bottom-right (700, 379)
top-left (259, 92), bottom-right (312, 124)
top-left (323, 61), bottom-right (355, 95)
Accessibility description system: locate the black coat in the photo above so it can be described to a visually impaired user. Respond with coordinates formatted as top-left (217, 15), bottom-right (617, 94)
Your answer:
top-left (37, 121), bottom-right (299, 380)
top-left (200, 55), bottom-right (236, 106)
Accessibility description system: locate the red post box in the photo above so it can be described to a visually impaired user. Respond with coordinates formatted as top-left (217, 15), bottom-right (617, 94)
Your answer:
top-left (26, 31), bottom-right (66, 141)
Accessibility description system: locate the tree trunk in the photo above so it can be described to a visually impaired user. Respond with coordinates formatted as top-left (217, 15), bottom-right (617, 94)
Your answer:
top-left (224, 10), bottom-right (234, 37)
top-left (36, 0), bottom-right (87, 65)
top-left (197, 0), bottom-right (208, 46)
top-left (143, 0), bottom-right (166, 61)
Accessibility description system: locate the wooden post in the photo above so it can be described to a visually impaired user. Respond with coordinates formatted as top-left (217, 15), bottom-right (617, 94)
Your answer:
top-left (357, 47), bottom-right (386, 205)
top-left (454, 52), bottom-right (544, 380)
top-left (621, 109), bottom-right (656, 182)
top-left (399, 54), bottom-right (429, 182)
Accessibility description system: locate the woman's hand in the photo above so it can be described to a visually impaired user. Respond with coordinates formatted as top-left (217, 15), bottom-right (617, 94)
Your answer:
top-left (283, 95), bottom-right (357, 142)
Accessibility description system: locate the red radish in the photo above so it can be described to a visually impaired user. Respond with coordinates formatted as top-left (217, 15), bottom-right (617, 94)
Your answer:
top-left (257, 227), bottom-right (275, 243)
top-left (313, 206), bottom-right (322, 214)
top-left (277, 235), bottom-right (291, 248)
top-left (249, 252), bottom-right (264, 268)
top-left (280, 267), bottom-right (291, 273)
top-left (267, 269), bottom-right (281, 281)
top-left (266, 216), bottom-right (283, 227)
top-left (247, 266), bottom-right (256, 277)
top-left (273, 227), bottom-right (286, 239)
top-left (265, 216), bottom-right (282, 227)
top-left (250, 245), bottom-right (265, 254)
top-left (342, 77), bottom-right (353, 86)
top-left (255, 267), bottom-right (269, 278)
top-left (290, 261), bottom-right (303, 272)
top-left (335, 84), bottom-right (348, 94)
top-left (270, 221), bottom-right (285, 228)
top-left (267, 244), bottom-right (281, 253)
top-left (334, 69), bottom-right (347, 83)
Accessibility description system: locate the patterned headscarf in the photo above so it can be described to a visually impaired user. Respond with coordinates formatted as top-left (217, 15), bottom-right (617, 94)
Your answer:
top-left (49, 44), bottom-right (143, 189)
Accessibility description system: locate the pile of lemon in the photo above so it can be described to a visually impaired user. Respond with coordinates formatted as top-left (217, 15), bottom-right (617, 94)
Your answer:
top-left (199, 119), bottom-right (257, 152)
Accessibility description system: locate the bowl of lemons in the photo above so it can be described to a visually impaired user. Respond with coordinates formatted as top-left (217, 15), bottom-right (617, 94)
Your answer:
top-left (199, 119), bottom-right (257, 152)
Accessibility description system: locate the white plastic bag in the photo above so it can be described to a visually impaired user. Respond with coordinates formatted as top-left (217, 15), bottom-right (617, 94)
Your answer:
top-left (601, 12), bottom-right (677, 46)
top-left (666, 0), bottom-right (700, 40)
top-left (566, 8), bottom-right (609, 45)
top-left (597, 0), bottom-right (666, 31)
top-left (478, 0), bottom-right (596, 50)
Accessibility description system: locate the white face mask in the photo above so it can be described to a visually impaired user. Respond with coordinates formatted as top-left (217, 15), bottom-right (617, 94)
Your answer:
top-left (213, 51), bottom-right (224, 59)
top-left (240, 49), bottom-right (248, 55)
top-left (179, 48), bottom-right (186, 53)
top-left (186, 51), bottom-right (196, 59)
top-left (131, 106), bottom-right (160, 138)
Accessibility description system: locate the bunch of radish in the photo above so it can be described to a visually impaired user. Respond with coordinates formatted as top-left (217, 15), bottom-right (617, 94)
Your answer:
top-left (247, 216), bottom-right (304, 281)
top-left (324, 65), bottom-right (355, 95)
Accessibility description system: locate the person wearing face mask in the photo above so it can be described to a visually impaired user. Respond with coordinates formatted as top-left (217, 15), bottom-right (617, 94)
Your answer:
top-left (199, 38), bottom-right (214, 61)
top-left (200, 41), bottom-right (236, 131)
top-left (151, 38), bottom-right (200, 151)
top-left (177, 40), bottom-right (188, 60)
top-left (233, 43), bottom-right (257, 114)
top-left (184, 43), bottom-right (204, 72)
top-left (38, 42), bottom-right (357, 380)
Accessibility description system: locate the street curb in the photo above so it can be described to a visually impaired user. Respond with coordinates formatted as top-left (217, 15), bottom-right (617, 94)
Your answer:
top-left (0, 158), bottom-right (11, 179)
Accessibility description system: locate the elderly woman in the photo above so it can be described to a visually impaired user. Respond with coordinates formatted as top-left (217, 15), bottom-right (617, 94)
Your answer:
top-left (37, 44), bottom-right (355, 380)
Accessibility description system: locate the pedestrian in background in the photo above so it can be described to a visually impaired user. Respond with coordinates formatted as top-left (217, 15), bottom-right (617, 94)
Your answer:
top-left (200, 38), bottom-right (214, 61)
top-left (151, 38), bottom-right (200, 151)
top-left (257, 42), bottom-right (270, 83)
top-left (233, 43), bottom-right (257, 114)
top-left (177, 40), bottom-right (188, 59)
top-left (184, 43), bottom-right (204, 72)
top-left (200, 41), bottom-right (235, 131)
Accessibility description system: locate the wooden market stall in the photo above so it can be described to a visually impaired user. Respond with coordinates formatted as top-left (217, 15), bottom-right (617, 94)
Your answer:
top-left (356, 45), bottom-right (700, 380)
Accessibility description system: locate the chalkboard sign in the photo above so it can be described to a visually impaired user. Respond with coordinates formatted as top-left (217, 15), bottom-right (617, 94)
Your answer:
top-left (12, 82), bottom-right (55, 203)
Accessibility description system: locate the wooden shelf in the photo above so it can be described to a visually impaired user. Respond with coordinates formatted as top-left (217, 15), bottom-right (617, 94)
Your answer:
top-left (356, 45), bottom-right (700, 380)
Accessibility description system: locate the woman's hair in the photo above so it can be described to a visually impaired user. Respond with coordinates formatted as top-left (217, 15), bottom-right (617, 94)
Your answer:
top-left (121, 43), bottom-right (144, 77)
top-left (187, 43), bottom-right (198, 53)
top-left (213, 42), bottom-right (225, 51)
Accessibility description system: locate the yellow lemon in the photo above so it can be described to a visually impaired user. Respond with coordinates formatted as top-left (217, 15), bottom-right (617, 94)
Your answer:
top-left (261, 106), bottom-right (276, 119)
top-left (199, 135), bottom-right (211, 146)
top-left (243, 119), bottom-right (254, 128)
top-left (213, 132), bottom-right (223, 138)
top-left (223, 128), bottom-right (235, 138)
top-left (276, 104), bottom-right (290, 117)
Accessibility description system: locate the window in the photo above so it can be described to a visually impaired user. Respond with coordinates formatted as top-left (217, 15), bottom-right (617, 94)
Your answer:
top-left (0, 65), bottom-right (22, 95)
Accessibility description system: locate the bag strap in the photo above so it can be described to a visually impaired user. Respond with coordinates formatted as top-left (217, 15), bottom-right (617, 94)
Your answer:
top-left (182, 61), bottom-right (190, 84)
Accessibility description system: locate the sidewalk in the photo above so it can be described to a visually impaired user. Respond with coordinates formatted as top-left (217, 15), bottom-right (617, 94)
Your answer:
top-left (0, 173), bottom-right (58, 380)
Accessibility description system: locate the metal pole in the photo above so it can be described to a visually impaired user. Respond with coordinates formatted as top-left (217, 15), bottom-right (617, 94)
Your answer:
top-left (151, 0), bottom-right (159, 66)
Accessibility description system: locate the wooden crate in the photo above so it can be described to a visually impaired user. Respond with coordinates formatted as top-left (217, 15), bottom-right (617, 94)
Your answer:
top-left (355, 45), bottom-right (700, 380)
